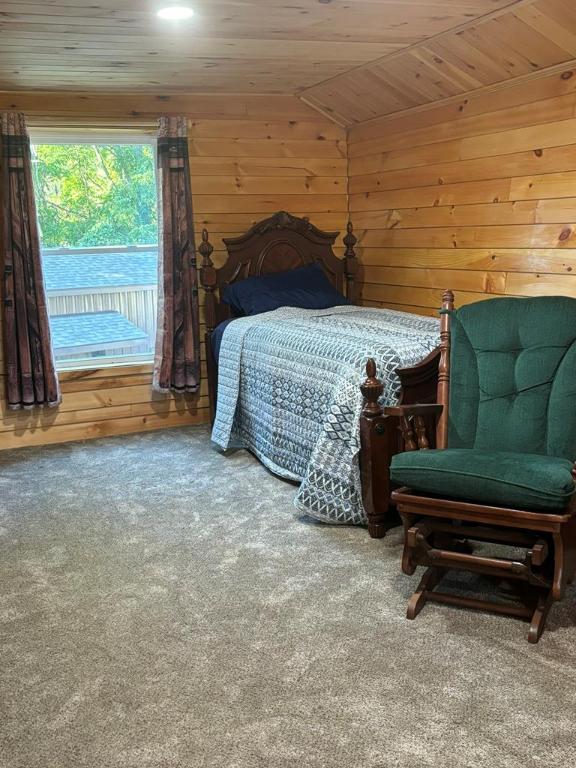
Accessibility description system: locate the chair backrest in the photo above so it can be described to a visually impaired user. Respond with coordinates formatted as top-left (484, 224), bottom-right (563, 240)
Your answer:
top-left (447, 296), bottom-right (576, 460)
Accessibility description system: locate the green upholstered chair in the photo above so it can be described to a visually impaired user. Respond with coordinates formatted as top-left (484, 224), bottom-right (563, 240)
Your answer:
top-left (385, 291), bottom-right (576, 643)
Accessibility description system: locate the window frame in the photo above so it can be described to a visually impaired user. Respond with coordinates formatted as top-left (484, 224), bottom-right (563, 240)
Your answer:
top-left (30, 132), bottom-right (160, 373)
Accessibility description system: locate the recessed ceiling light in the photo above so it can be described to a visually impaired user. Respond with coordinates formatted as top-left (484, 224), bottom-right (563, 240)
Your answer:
top-left (157, 6), bottom-right (195, 21)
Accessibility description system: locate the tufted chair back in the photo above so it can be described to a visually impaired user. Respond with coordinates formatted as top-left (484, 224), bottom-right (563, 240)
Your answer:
top-left (447, 296), bottom-right (576, 460)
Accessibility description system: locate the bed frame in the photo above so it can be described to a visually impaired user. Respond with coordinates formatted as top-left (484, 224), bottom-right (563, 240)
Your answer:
top-left (199, 211), bottom-right (439, 538)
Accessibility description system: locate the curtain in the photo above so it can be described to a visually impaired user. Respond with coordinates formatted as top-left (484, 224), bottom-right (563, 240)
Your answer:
top-left (1, 112), bottom-right (60, 410)
top-left (153, 116), bottom-right (200, 394)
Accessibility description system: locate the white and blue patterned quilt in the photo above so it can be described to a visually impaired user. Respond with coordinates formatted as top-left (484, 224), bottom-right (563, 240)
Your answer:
top-left (212, 305), bottom-right (439, 526)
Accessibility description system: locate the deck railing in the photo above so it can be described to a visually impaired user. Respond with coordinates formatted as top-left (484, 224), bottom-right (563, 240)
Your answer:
top-left (42, 244), bottom-right (158, 365)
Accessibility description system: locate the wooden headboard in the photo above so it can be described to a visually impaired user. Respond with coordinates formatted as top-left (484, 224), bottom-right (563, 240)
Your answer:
top-left (199, 211), bottom-right (358, 335)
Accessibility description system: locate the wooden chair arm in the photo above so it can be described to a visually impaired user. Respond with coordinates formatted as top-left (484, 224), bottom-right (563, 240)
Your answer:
top-left (384, 404), bottom-right (443, 452)
top-left (568, 464), bottom-right (576, 514)
top-left (384, 404), bottom-right (443, 418)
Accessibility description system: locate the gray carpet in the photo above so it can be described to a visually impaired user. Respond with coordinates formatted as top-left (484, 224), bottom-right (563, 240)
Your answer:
top-left (1, 426), bottom-right (576, 768)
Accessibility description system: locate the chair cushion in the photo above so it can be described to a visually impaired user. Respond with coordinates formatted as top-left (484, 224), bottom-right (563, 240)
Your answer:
top-left (390, 449), bottom-right (575, 511)
top-left (447, 297), bottom-right (576, 460)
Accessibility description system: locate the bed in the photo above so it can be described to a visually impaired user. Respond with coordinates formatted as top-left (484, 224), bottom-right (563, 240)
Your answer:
top-left (199, 211), bottom-right (440, 537)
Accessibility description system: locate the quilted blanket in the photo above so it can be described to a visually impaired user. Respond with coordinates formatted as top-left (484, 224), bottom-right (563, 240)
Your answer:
top-left (212, 305), bottom-right (439, 526)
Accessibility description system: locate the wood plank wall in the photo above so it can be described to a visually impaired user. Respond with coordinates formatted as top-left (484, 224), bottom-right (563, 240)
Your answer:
top-left (8, 67), bottom-right (576, 450)
top-left (0, 92), bottom-right (347, 449)
top-left (348, 68), bottom-right (576, 316)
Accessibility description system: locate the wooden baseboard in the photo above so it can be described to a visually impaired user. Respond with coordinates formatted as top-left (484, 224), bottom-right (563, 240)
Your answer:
top-left (0, 408), bottom-right (210, 451)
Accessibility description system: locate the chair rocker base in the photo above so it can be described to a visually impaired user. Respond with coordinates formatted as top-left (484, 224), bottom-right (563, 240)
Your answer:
top-left (406, 566), bottom-right (554, 644)
top-left (393, 490), bottom-right (576, 643)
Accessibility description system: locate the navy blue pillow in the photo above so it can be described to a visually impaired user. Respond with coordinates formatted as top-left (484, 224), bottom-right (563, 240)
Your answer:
top-left (222, 262), bottom-right (349, 316)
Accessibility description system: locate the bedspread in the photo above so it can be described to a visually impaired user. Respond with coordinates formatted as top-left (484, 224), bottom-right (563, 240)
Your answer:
top-left (211, 305), bottom-right (439, 526)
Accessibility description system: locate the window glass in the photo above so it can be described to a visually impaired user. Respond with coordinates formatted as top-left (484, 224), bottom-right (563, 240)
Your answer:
top-left (31, 141), bottom-right (158, 369)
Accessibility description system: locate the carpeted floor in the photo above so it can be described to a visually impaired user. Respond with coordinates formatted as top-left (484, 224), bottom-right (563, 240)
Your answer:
top-left (1, 426), bottom-right (576, 768)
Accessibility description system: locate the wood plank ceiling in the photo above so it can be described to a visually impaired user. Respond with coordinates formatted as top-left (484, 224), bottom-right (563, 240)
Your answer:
top-left (0, 0), bottom-right (519, 93)
top-left (1, 1), bottom-right (575, 126)
top-left (302, 0), bottom-right (576, 124)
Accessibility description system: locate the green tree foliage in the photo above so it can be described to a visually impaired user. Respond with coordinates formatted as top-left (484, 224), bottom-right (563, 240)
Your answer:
top-left (32, 143), bottom-right (158, 248)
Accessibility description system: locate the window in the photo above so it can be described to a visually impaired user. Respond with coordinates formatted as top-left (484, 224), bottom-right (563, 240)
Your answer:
top-left (31, 135), bottom-right (158, 370)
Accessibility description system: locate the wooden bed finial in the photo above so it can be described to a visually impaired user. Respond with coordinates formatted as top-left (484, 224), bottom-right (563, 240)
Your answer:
top-left (361, 358), bottom-right (384, 418)
top-left (199, 228), bottom-right (217, 334)
top-left (441, 288), bottom-right (454, 306)
top-left (343, 221), bottom-right (358, 304)
top-left (200, 228), bottom-right (212, 253)
top-left (436, 289), bottom-right (454, 449)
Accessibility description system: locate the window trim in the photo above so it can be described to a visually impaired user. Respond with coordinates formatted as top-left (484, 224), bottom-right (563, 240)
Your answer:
top-left (57, 354), bottom-right (156, 373)
top-left (29, 129), bottom-right (156, 146)
top-left (32, 135), bottom-right (159, 372)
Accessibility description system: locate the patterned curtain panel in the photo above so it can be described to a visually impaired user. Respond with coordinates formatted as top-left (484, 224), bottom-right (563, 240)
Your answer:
top-left (1, 112), bottom-right (60, 410)
top-left (153, 116), bottom-right (200, 394)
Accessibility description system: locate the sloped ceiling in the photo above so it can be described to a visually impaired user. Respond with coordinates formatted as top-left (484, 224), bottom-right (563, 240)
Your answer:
top-left (0, 0), bottom-right (521, 93)
top-left (301, 0), bottom-right (576, 125)
top-left (1, 1), bottom-right (575, 128)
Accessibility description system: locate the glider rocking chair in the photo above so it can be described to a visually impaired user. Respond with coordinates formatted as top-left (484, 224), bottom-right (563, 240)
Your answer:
top-left (375, 291), bottom-right (576, 642)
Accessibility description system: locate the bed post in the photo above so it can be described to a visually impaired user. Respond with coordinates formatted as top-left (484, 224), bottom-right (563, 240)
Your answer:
top-left (359, 346), bottom-right (441, 538)
top-left (360, 359), bottom-right (394, 538)
top-left (199, 229), bottom-right (217, 422)
top-left (343, 221), bottom-right (358, 305)
top-left (436, 289), bottom-right (454, 449)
